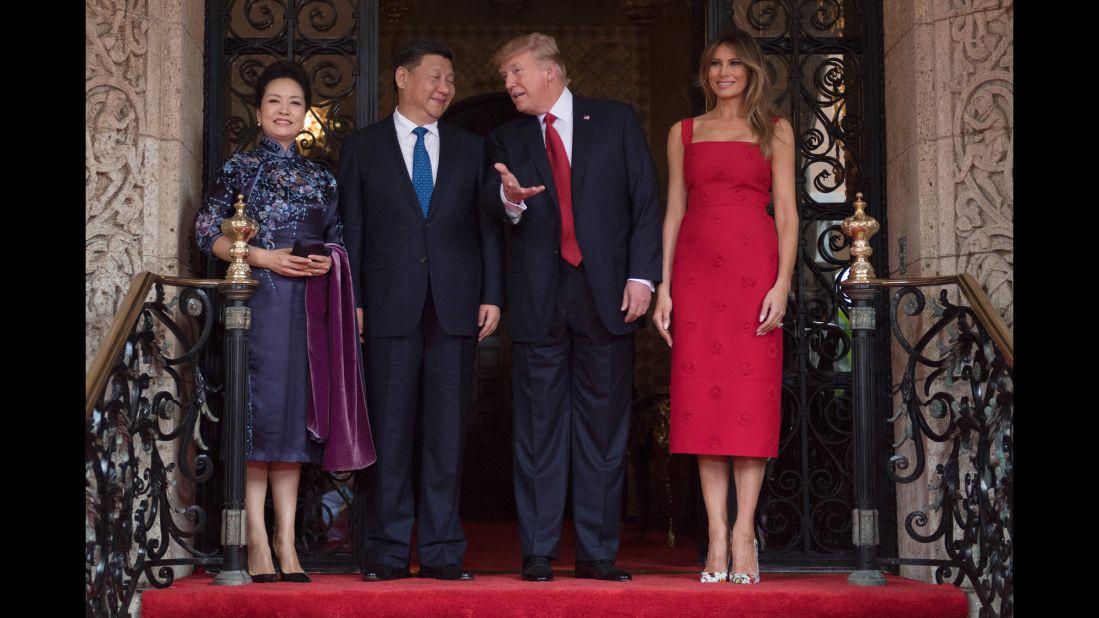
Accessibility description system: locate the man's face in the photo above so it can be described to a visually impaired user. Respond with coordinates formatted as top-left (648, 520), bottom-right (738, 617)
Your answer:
top-left (396, 54), bottom-right (455, 124)
top-left (499, 51), bottom-right (557, 116)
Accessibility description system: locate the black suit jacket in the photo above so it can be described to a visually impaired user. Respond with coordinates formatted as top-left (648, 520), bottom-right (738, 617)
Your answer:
top-left (483, 96), bottom-right (662, 342)
top-left (339, 115), bottom-right (505, 338)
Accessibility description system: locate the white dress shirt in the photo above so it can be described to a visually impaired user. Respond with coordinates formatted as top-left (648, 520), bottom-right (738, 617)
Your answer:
top-left (393, 107), bottom-right (440, 183)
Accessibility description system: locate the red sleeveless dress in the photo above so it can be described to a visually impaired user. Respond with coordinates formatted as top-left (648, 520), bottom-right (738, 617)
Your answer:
top-left (668, 117), bottom-right (781, 457)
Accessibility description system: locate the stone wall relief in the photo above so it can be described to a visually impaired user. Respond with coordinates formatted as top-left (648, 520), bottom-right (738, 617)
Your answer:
top-left (87, 0), bottom-right (153, 367)
top-left (949, 1), bottom-right (1012, 327)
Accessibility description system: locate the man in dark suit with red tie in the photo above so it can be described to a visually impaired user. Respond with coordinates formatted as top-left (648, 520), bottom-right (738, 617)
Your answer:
top-left (338, 39), bottom-right (504, 582)
top-left (483, 33), bottom-right (662, 582)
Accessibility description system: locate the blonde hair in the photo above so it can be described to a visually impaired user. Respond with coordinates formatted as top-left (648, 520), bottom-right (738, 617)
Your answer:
top-left (698, 29), bottom-right (779, 158)
top-left (493, 32), bottom-right (569, 85)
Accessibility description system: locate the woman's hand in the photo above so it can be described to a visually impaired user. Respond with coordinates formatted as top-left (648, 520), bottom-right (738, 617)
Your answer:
top-left (305, 253), bottom-right (332, 277)
top-left (756, 284), bottom-right (789, 336)
top-left (250, 247), bottom-right (313, 277)
top-left (652, 288), bottom-right (674, 347)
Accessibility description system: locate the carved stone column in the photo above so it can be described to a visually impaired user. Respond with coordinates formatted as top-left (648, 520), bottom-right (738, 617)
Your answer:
top-left (883, 0), bottom-right (1012, 321)
top-left (882, 0), bottom-right (1012, 585)
top-left (86, 0), bottom-right (206, 369)
top-left (85, 0), bottom-right (207, 590)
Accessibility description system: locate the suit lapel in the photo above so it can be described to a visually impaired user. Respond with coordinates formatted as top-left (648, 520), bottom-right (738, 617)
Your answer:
top-left (518, 116), bottom-right (559, 210)
top-left (427, 122), bottom-right (459, 221)
top-left (374, 115), bottom-right (426, 219)
top-left (570, 97), bottom-right (592, 202)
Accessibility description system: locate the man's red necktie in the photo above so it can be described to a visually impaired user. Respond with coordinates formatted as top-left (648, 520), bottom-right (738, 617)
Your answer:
top-left (544, 113), bottom-right (582, 266)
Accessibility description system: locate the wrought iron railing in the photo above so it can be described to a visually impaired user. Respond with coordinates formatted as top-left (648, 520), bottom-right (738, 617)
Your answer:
top-left (840, 194), bottom-right (1013, 617)
top-left (87, 201), bottom-right (260, 617)
top-left (87, 274), bottom-right (220, 616)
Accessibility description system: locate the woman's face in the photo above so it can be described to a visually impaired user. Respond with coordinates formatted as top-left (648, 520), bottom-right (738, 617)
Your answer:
top-left (707, 44), bottom-right (750, 101)
top-left (256, 77), bottom-right (307, 149)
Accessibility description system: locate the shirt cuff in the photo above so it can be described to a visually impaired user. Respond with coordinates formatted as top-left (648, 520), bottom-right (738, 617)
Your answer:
top-left (499, 185), bottom-right (526, 224)
top-left (628, 278), bottom-right (655, 292)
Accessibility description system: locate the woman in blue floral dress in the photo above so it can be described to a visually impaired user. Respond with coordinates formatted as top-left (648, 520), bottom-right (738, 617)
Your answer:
top-left (195, 61), bottom-right (339, 583)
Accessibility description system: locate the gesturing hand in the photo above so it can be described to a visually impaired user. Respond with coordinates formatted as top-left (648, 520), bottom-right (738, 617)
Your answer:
top-left (495, 163), bottom-right (545, 203)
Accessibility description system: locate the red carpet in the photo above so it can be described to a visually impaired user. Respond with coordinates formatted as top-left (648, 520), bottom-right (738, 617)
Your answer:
top-left (141, 521), bottom-right (967, 617)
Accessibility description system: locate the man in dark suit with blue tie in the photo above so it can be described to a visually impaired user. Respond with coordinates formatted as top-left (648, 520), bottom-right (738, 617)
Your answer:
top-left (337, 39), bottom-right (504, 582)
top-left (484, 33), bottom-right (663, 582)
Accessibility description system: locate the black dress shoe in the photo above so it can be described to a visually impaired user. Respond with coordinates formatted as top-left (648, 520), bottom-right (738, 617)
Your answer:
top-left (418, 564), bottom-right (475, 581)
top-left (249, 573), bottom-right (278, 584)
top-left (272, 554), bottom-right (311, 583)
top-left (363, 564), bottom-right (412, 581)
top-left (521, 555), bottom-right (554, 582)
top-left (280, 571), bottom-right (312, 583)
top-left (575, 560), bottom-right (632, 581)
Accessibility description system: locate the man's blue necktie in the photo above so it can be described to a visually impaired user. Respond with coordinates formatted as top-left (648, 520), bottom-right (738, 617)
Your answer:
top-left (411, 126), bottom-right (433, 218)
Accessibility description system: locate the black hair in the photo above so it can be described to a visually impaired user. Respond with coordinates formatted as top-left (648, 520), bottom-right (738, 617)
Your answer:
top-left (391, 39), bottom-right (454, 73)
top-left (253, 60), bottom-right (312, 109)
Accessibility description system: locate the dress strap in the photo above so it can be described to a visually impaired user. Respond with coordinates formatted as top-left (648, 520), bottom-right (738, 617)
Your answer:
top-left (681, 117), bottom-right (693, 147)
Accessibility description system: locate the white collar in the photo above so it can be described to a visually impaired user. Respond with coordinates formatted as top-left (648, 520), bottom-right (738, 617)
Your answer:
top-left (538, 87), bottom-right (573, 125)
top-left (393, 107), bottom-right (439, 136)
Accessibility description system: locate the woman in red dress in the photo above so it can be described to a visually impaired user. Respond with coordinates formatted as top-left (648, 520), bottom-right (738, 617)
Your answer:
top-left (653, 29), bottom-right (798, 584)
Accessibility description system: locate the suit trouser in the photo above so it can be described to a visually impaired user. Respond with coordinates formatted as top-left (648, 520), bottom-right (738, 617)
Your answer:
top-left (360, 289), bottom-right (476, 569)
top-left (512, 260), bottom-right (635, 561)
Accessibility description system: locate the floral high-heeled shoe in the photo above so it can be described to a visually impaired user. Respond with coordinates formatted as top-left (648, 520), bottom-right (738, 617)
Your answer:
top-left (699, 569), bottom-right (729, 583)
top-left (699, 533), bottom-right (731, 583)
top-left (730, 538), bottom-right (760, 585)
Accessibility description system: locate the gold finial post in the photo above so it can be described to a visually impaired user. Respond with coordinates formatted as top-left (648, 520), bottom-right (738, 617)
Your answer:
top-left (840, 192), bottom-right (880, 283)
top-left (221, 194), bottom-right (259, 284)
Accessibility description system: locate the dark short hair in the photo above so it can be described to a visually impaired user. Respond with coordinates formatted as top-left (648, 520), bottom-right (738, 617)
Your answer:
top-left (392, 39), bottom-right (454, 73)
top-left (254, 60), bottom-right (312, 109)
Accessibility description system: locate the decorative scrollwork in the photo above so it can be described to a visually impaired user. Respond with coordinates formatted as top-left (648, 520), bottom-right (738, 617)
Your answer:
top-left (232, 57), bottom-right (268, 101)
top-left (804, 153), bottom-right (847, 196)
top-left (237, 0), bottom-right (287, 35)
top-left (309, 59), bottom-right (351, 98)
top-left (86, 284), bottom-right (220, 617)
top-left (817, 224), bottom-right (850, 266)
top-left (745, 0), bottom-right (785, 30)
top-left (300, 0), bottom-right (339, 33)
top-left (805, 0), bottom-right (843, 32)
top-left (758, 495), bottom-right (801, 550)
top-left (297, 468), bottom-right (357, 558)
top-left (887, 285), bottom-right (1013, 617)
top-left (802, 126), bottom-right (826, 152)
top-left (839, 112), bottom-right (862, 139)
top-left (813, 56), bottom-right (853, 102)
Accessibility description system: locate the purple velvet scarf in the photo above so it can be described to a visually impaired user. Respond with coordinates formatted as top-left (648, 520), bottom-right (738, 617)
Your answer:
top-left (304, 244), bottom-right (377, 472)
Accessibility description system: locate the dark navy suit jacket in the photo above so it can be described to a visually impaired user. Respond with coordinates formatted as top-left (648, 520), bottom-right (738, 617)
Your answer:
top-left (483, 96), bottom-right (662, 342)
top-left (339, 115), bottom-right (505, 338)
